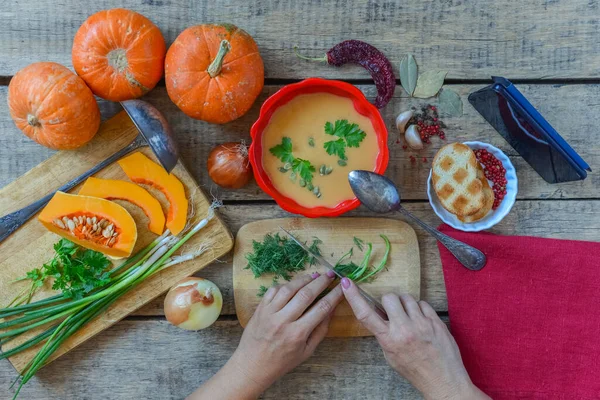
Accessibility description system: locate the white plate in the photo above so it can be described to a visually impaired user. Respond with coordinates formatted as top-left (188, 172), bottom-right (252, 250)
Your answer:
top-left (427, 141), bottom-right (518, 232)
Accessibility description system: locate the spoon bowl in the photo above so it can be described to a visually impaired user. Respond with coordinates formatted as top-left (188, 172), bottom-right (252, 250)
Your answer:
top-left (348, 170), bottom-right (487, 271)
top-left (121, 100), bottom-right (179, 173)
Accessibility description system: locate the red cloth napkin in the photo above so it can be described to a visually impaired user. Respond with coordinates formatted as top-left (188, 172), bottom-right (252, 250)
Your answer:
top-left (437, 225), bottom-right (600, 399)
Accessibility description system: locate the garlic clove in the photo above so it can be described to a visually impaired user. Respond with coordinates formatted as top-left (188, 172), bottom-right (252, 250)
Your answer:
top-left (405, 124), bottom-right (424, 150)
top-left (395, 110), bottom-right (414, 134)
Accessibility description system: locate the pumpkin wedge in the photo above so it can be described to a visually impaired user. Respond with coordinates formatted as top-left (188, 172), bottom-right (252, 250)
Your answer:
top-left (118, 152), bottom-right (188, 235)
top-left (78, 177), bottom-right (166, 235)
top-left (38, 192), bottom-right (137, 258)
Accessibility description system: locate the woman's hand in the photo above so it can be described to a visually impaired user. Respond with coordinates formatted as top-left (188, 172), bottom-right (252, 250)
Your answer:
top-left (340, 278), bottom-right (490, 400)
top-left (189, 271), bottom-right (343, 400)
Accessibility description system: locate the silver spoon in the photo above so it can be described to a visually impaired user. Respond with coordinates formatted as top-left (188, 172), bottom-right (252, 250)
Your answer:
top-left (348, 170), bottom-right (486, 271)
top-left (0, 99), bottom-right (178, 244)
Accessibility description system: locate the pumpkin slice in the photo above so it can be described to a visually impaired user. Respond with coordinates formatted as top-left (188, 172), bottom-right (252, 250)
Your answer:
top-left (38, 192), bottom-right (137, 259)
top-left (118, 152), bottom-right (188, 235)
top-left (78, 177), bottom-right (165, 235)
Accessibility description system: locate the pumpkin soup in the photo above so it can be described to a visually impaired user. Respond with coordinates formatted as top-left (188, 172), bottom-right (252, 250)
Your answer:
top-left (262, 93), bottom-right (380, 208)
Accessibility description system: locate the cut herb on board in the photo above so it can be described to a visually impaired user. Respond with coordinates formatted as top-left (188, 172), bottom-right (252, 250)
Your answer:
top-left (323, 119), bottom-right (367, 164)
top-left (247, 233), bottom-right (392, 297)
top-left (399, 54), bottom-right (418, 96)
top-left (245, 233), bottom-right (322, 282)
top-left (413, 70), bottom-right (448, 99)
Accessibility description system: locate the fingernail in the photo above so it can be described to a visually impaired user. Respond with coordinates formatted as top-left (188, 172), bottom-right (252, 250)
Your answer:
top-left (326, 270), bottom-right (335, 278)
top-left (341, 277), bottom-right (351, 289)
top-left (311, 272), bottom-right (321, 279)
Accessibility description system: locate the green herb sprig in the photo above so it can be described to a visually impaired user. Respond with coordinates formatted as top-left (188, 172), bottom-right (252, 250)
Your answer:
top-left (323, 120), bottom-right (366, 165)
top-left (270, 137), bottom-right (318, 195)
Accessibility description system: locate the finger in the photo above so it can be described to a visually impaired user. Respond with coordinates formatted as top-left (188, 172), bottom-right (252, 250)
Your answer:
top-left (418, 300), bottom-right (438, 320)
top-left (341, 277), bottom-right (388, 336)
top-left (261, 285), bottom-right (279, 305)
top-left (279, 271), bottom-right (336, 320)
top-left (399, 294), bottom-right (423, 319)
top-left (269, 273), bottom-right (318, 311)
top-left (381, 293), bottom-right (410, 323)
top-left (298, 284), bottom-right (343, 331)
top-left (304, 311), bottom-right (332, 356)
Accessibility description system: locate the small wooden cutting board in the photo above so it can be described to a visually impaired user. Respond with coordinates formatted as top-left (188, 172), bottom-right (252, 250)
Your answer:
top-left (233, 218), bottom-right (420, 337)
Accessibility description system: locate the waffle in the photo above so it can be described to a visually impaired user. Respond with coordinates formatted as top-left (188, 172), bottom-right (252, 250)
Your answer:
top-left (432, 143), bottom-right (485, 217)
top-left (458, 165), bottom-right (494, 223)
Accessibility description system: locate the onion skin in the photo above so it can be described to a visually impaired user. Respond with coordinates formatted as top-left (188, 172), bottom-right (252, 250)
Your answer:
top-left (207, 142), bottom-right (252, 189)
top-left (164, 277), bottom-right (223, 330)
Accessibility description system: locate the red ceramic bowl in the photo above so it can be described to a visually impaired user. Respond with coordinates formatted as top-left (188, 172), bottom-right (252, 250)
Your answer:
top-left (249, 78), bottom-right (389, 217)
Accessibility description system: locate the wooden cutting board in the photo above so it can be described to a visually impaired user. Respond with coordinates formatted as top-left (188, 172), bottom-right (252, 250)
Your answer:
top-left (0, 111), bottom-right (233, 373)
top-left (233, 218), bottom-right (420, 337)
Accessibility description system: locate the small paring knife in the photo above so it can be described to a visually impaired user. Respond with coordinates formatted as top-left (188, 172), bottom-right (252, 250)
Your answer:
top-left (280, 227), bottom-right (388, 320)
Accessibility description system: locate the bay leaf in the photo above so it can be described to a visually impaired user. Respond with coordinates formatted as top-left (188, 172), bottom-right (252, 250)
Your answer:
top-left (413, 70), bottom-right (448, 98)
top-left (399, 54), bottom-right (418, 96)
top-left (437, 88), bottom-right (463, 117)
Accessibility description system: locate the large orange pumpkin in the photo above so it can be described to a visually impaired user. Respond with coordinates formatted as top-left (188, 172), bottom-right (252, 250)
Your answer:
top-left (72, 8), bottom-right (166, 102)
top-left (7, 62), bottom-right (101, 150)
top-left (165, 24), bottom-right (264, 124)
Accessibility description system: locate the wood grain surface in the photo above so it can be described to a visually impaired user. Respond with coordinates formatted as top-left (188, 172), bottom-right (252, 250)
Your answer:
top-left (1, 0), bottom-right (599, 398)
top-left (0, 112), bottom-right (234, 373)
top-left (1, 0), bottom-right (600, 80)
top-left (233, 218), bottom-right (420, 336)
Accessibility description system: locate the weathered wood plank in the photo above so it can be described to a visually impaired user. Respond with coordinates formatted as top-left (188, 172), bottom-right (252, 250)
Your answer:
top-left (136, 199), bottom-right (600, 317)
top-left (1, 84), bottom-right (598, 200)
top-left (1, 0), bottom-right (600, 79)
top-left (0, 319), bottom-right (427, 399)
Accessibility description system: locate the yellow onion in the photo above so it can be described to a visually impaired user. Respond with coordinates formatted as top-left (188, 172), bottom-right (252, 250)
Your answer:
top-left (164, 277), bottom-right (223, 330)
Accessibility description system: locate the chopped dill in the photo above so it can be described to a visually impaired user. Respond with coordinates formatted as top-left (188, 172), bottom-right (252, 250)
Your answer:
top-left (353, 236), bottom-right (365, 251)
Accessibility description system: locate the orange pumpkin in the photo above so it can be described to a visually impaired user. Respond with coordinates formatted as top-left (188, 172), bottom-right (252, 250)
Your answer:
top-left (72, 8), bottom-right (166, 101)
top-left (165, 24), bottom-right (264, 124)
top-left (7, 62), bottom-right (101, 150)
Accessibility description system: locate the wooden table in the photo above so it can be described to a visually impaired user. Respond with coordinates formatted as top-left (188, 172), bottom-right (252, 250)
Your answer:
top-left (1, 1), bottom-right (598, 398)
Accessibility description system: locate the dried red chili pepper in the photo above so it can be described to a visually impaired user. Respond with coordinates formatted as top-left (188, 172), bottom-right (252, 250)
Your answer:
top-left (294, 40), bottom-right (396, 109)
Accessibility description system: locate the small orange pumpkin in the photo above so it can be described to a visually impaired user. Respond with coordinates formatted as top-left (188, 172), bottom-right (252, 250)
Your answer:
top-left (72, 8), bottom-right (166, 101)
top-left (165, 24), bottom-right (264, 124)
top-left (7, 62), bottom-right (101, 150)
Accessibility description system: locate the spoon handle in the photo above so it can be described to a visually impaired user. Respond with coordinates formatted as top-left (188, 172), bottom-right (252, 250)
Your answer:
top-left (397, 207), bottom-right (487, 271)
top-left (0, 136), bottom-right (147, 245)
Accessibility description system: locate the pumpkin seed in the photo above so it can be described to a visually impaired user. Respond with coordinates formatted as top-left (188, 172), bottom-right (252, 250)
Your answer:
top-left (299, 179), bottom-right (306, 187)
top-left (102, 229), bottom-right (111, 239)
top-left (312, 186), bottom-right (320, 195)
top-left (67, 220), bottom-right (75, 232)
top-left (106, 224), bottom-right (114, 233)
top-left (86, 217), bottom-right (92, 226)
top-left (82, 226), bottom-right (87, 234)
top-left (319, 165), bottom-right (326, 176)
top-left (78, 216), bottom-right (84, 225)
top-left (108, 237), bottom-right (116, 246)
top-left (112, 232), bottom-right (118, 237)
top-left (92, 223), bottom-right (98, 232)
top-left (100, 219), bottom-right (108, 229)
top-left (54, 219), bottom-right (66, 229)
top-left (62, 216), bottom-right (69, 225)
top-left (289, 172), bottom-right (297, 182)
top-left (308, 137), bottom-right (315, 147)
top-left (337, 160), bottom-right (347, 167)
top-left (283, 162), bottom-right (292, 171)
top-left (316, 192), bottom-right (322, 198)
top-left (307, 182), bottom-right (314, 191)
top-left (278, 167), bottom-right (288, 173)
top-left (325, 166), bottom-right (333, 175)
top-left (92, 216), bottom-right (97, 224)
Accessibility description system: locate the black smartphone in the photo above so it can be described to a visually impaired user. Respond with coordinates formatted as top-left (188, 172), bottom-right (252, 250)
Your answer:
top-left (468, 77), bottom-right (590, 184)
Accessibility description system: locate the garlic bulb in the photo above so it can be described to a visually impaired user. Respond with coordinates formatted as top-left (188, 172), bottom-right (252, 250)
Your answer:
top-left (405, 125), bottom-right (424, 150)
top-left (395, 110), bottom-right (413, 134)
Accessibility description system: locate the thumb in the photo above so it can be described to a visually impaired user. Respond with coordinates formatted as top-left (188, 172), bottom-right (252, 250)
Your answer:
top-left (341, 278), bottom-right (388, 336)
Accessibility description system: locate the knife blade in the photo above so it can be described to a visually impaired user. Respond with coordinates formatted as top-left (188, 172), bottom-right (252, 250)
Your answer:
top-left (280, 227), bottom-right (388, 320)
